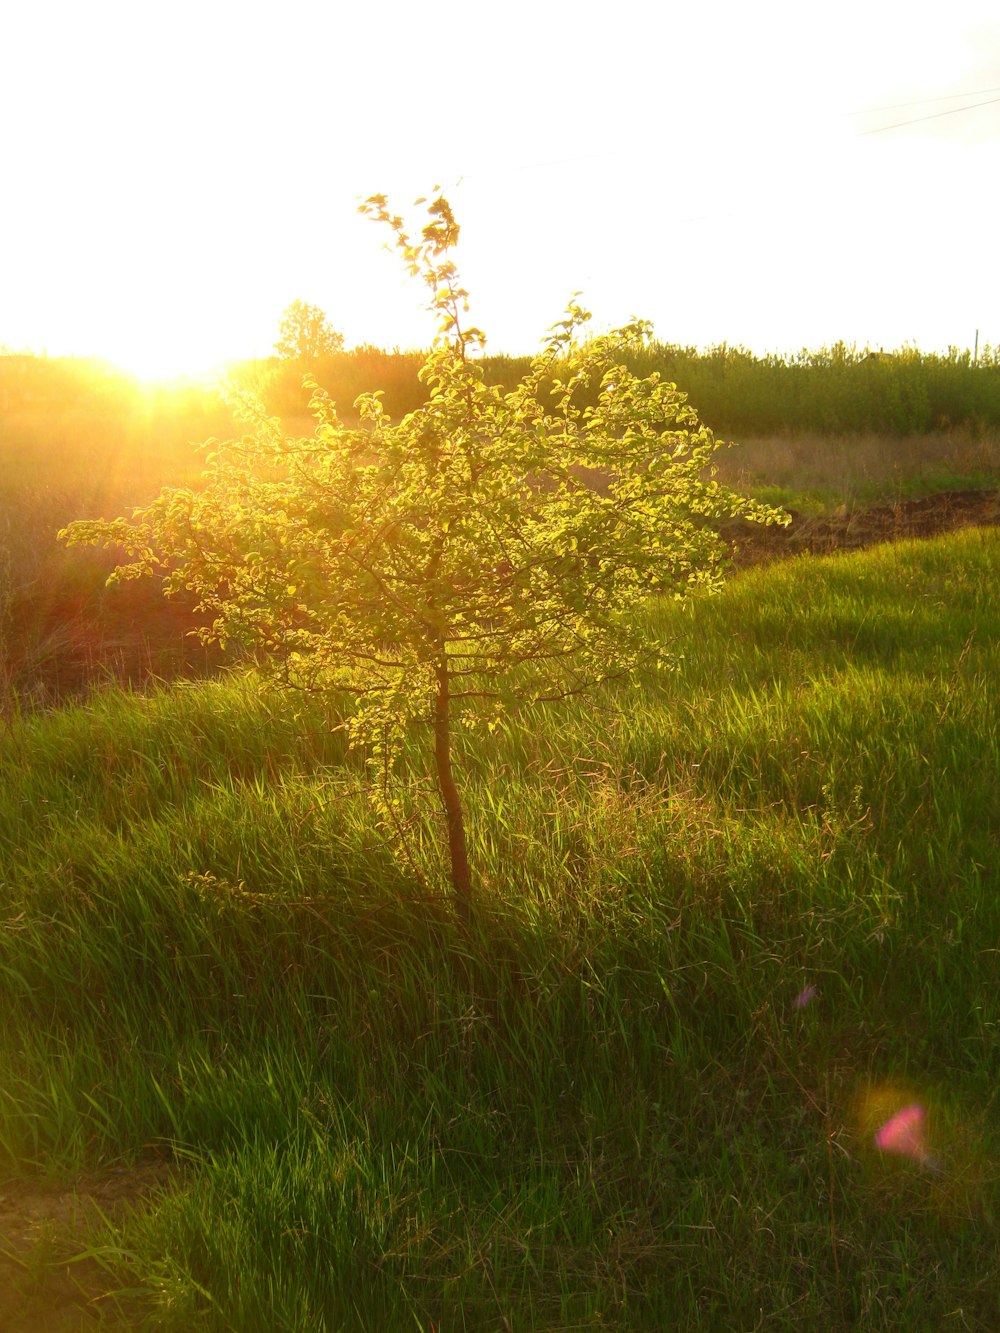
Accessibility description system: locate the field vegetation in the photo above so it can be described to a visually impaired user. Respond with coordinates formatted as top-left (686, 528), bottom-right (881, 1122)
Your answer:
top-left (0, 528), bottom-right (997, 1327)
top-left (2, 344), bottom-right (999, 704)
top-left (1, 311), bottom-right (999, 1326)
top-left (235, 338), bottom-right (1000, 441)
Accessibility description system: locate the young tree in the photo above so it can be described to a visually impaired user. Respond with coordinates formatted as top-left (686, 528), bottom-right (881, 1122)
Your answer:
top-left (274, 299), bottom-right (344, 359)
top-left (62, 194), bottom-right (786, 919)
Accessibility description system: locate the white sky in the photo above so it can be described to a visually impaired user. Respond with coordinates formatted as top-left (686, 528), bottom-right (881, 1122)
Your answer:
top-left (1, 0), bottom-right (998, 378)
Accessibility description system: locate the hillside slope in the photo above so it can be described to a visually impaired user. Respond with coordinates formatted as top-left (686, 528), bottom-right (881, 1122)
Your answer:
top-left (1, 529), bottom-right (998, 1329)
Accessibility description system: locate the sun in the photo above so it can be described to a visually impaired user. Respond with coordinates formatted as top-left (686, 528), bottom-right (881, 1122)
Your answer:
top-left (78, 302), bottom-right (254, 386)
top-left (104, 337), bottom-right (228, 386)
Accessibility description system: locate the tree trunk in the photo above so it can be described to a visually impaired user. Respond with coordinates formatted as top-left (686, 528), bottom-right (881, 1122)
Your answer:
top-left (433, 659), bottom-right (473, 922)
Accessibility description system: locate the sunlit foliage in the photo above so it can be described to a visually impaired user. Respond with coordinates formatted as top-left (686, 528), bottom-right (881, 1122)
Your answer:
top-left (62, 194), bottom-right (785, 911)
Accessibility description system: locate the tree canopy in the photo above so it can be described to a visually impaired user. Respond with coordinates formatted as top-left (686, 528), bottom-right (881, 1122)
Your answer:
top-left (274, 299), bottom-right (344, 359)
top-left (62, 193), bottom-right (786, 915)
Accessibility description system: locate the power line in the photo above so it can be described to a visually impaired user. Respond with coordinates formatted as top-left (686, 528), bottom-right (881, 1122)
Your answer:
top-left (852, 85), bottom-right (1000, 115)
top-left (441, 87), bottom-right (1000, 184)
top-left (857, 94), bottom-right (1000, 135)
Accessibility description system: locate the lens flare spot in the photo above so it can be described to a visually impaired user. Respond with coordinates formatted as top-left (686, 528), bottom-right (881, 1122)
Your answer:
top-left (875, 1103), bottom-right (929, 1163)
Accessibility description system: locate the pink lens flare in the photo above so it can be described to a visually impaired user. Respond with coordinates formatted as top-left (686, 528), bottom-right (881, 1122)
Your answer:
top-left (875, 1103), bottom-right (930, 1163)
top-left (792, 985), bottom-right (817, 1010)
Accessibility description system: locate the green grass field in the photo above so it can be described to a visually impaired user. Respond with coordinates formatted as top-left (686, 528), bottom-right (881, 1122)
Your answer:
top-left (1, 528), bottom-right (998, 1328)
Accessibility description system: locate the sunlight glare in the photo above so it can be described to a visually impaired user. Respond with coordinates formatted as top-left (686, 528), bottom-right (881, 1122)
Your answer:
top-left (100, 330), bottom-right (232, 386)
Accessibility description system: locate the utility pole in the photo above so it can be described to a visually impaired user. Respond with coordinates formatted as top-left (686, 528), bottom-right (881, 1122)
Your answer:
top-left (974, 329), bottom-right (979, 365)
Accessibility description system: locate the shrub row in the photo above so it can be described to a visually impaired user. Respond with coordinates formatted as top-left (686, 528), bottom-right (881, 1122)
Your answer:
top-left (237, 340), bottom-right (1000, 437)
top-left (4, 340), bottom-right (999, 444)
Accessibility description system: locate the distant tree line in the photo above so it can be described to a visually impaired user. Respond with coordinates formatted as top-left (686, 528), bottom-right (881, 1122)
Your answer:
top-left (4, 339), bottom-right (1000, 437)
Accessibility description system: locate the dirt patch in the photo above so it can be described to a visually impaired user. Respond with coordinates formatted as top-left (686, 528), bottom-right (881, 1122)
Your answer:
top-left (723, 488), bottom-right (1000, 565)
top-left (0, 1160), bottom-right (175, 1331)
top-left (3, 489), bottom-right (998, 706)
top-left (2, 554), bottom-right (226, 705)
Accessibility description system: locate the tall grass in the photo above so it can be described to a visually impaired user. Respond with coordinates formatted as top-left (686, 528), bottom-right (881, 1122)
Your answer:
top-left (261, 341), bottom-right (1000, 439)
top-left (6, 341), bottom-right (1000, 450)
top-left (1, 529), bottom-right (998, 1327)
top-left (629, 340), bottom-right (1000, 438)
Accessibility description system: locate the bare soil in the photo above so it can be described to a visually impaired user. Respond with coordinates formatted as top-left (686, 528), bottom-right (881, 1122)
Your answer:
top-left (0, 1159), bottom-right (175, 1330)
top-left (723, 488), bottom-right (1000, 565)
top-left (2, 551), bottom-right (226, 705)
top-left (3, 489), bottom-right (998, 706)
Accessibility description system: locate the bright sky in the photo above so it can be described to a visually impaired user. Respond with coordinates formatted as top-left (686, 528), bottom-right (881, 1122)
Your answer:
top-left (2, 0), bottom-right (999, 379)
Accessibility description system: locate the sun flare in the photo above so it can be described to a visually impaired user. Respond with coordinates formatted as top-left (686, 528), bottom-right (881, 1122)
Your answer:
top-left (103, 338), bottom-right (228, 386)
top-left (55, 292), bottom-right (256, 386)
